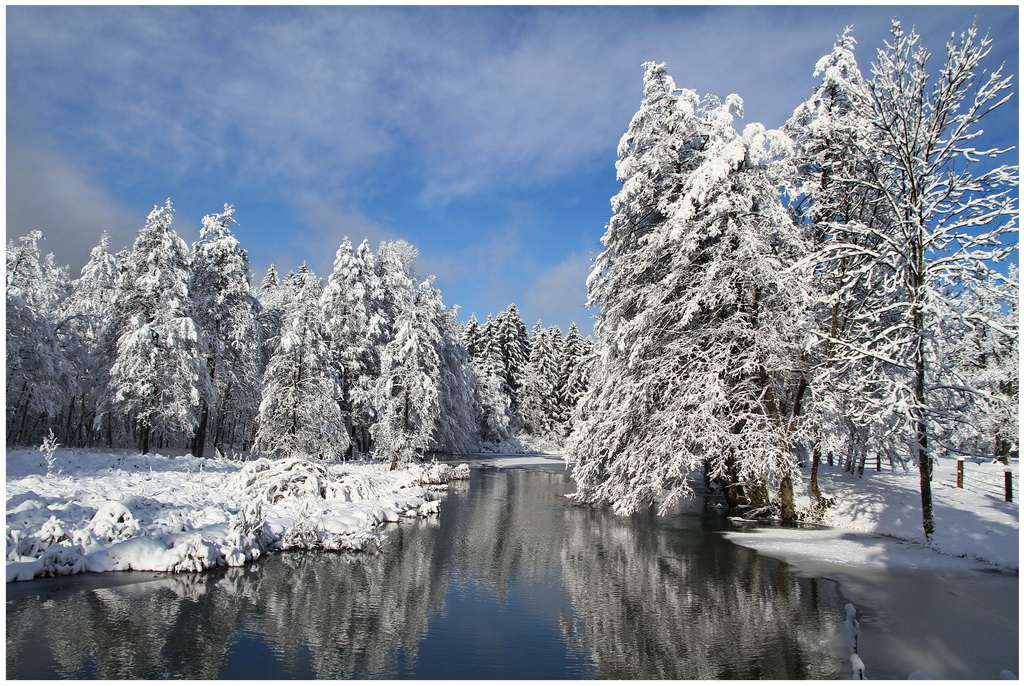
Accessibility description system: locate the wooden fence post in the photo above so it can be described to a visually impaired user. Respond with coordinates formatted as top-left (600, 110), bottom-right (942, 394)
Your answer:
top-left (956, 459), bottom-right (963, 489)
top-left (1005, 468), bottom-right (1013, 503)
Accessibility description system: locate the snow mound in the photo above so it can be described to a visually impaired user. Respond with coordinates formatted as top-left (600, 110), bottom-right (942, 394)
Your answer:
top-left (235, 458), bottom-right (332, 503)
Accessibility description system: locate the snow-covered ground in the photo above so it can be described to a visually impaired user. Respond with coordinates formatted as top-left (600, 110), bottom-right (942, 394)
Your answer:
top-left (6, 448), bottom-right (469, 583)
top-left (723, 456), bottom-right (1019, 573)
top-left (453, 452), bottom-right (569, 470)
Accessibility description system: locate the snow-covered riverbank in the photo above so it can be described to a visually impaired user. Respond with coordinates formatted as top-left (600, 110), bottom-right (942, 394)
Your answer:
top-left (6, 448), bottom-right (469, 583)
top-left (723, 456), bottom-right (1019, 573)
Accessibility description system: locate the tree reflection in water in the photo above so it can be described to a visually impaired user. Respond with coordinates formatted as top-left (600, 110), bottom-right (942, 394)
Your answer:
top-left (6, 468), bottom-right (846, 679)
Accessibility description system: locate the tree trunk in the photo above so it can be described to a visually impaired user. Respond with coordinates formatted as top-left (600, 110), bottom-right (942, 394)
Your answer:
top-left (192, 400), bottom-right (209, 457)
top-left (916, 370), bottom-right (934, 539)
top-left (810, 445), bottom-right (823, 505)
top-left (140, 422), bottom-right (151, 455)
top-left (779, 470), bottom-right (795, 521)
top-left (390, 387), bottom-right (411, 472)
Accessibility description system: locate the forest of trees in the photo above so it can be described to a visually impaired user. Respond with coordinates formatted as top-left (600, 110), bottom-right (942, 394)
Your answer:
top-left (5, 20), bottom-right (1018, 539)
top-left (6, 203), bottom-right (592, 466)
top-left (566, 21), bottom-right (1018, 537)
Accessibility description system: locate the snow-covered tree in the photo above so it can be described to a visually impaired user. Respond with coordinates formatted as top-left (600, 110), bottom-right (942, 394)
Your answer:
top-left (808, 22), bottom-right (1018, 538)
top-left (558, 322), bottom-right (592, 435)
top-left (461, 314), bottom-right (485, 359)
top-left (57, 232), bottom-right (121, 446)
top-left (106, 200), bottom-right (210, 454)
top-left (567, 62), bottom-right (808, 518)
top-left (254, 265), bottom-right (349, 460)
top-left (373, 277), bottom-right (443, 469)
top-left (255, 263), bottom-right (291, 367)
top-left (6, 231), bottom-right (72, 445)
top-left (940, 270), bottom-right (1018, 461)
top-left (493, 304), bottom-right (530, 414)
top-left (190, 205), bottom-right (261, 455)
top-left (520, 323), bottom-right (564, 440)
top-left (321, 237), bottom-right (379, 456)
top-left (472, 316), bottom-right (517, 447)
top-left (784, 27), bottom-right (897, 505)
top-left (428, 299), bottom-right (482, 455)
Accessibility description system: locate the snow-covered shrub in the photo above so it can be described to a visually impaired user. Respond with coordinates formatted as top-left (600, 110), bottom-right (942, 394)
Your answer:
top-left (89, 501), bottom-right (142, 541)
top-left (408, 462), bottom-right (470, 486)
top-left (38, 543), bottom-right (87, 577)
top-left (235, 458), bottom-right (331, 503)
top-left (168, 535), bottom-right (220, 573)
top-left (37, 515), bottom-right (68, 545)
top-left (224, 501), bottom-right (275, 565)
top-left (39, 429), bottom-right (60, 477)
top-left (333, 474), bottom-right (383, 503)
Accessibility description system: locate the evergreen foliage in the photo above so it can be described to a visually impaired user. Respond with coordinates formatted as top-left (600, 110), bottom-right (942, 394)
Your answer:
top-left (106, 200), bottom-right (210, 454)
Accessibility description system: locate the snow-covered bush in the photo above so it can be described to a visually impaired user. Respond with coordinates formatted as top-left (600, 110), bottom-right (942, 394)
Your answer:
top-left (39, 429), bottom-right (60, 477)
top-left (89, 501), bottom-right (143, 542)
top-left (236, 458), bottom-right (331, 503)
top-left (38, 543), bottom-right (87, 577)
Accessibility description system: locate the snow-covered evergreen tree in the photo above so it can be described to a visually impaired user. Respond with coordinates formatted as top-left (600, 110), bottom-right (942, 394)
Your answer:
top-left (472, 316), bottom-right (517, 447)
top-left (6, 231), bottom-right (73, 445)
top-left (940, 270), bottom-right (1018, 461)
top-left (372, 277), bottom-right (443, 469)
top-left (493, 304), bottom-right (530, 414)
top-left (784, 27), bottom-right (897, 505)
top-left (567, 62), bottom-right (808, 517)
top-left (106, 200), bottom-right (210, 454)
top-left (190, 205), bottom-right (261, 455)
top-left (558, 322), bottom-right (592, 436)
top-left (428, 299), bottom-right (483, 455)
top-left (461, 314), bottom-right (485, 359)
top-left (321, 237), bottom-right (379, 456)
top-left (255, 263), bottom-right (291, 368)
top-left (254, 265), bottom-right (349, 460)
top-left (57, 232), bottom-right (121, 446)
top-left (520, 323), bottom-right (564, 440)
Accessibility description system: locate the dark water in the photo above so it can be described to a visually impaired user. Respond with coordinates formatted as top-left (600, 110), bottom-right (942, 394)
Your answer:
top-left (7, 467), bottom-right (852, 679)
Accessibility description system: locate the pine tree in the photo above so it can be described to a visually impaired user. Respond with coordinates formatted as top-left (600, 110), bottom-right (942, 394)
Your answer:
top-left (558, 322), bottom-right (592, 435)
top-left (940, 270), bottom-right (1018, 461)
top-left (373, 277), bottom-right (443, 469)
top-left (567, 63), bottom-right (808, 517)
top-left (472, 316), bottom-right (517, 446)
top-left (255, 263), bottom-right (290, 369)
top-left (321, 237), bottom-right (378, 456)
top-left (6, 231), bottom-right (72, 444)
top-left (254, 265), bottom-right (349, 460)
top-left (106, 200), bottom-right (210, 454)
top-left (494, 304), bottom-right (530, 414)
top-left (784, 27), bottom-right (895, 504)
top-left (190, 205), bottom-right (261, 455)
top-left (520, 323), bottom-right (564, 440)
top-left (461, 314), bottom-right (485, 359)
top-left (58, 232), bottom-right (120, 446)
top-left (429, 300), bottom-right (483, 455)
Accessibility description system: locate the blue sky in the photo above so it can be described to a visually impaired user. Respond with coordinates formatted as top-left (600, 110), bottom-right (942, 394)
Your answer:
top-left (7, 5), bottom-right (1018, 333)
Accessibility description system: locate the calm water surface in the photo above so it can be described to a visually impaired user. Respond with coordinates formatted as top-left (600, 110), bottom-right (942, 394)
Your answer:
top-left (6, 466), bottom-right (966, 679)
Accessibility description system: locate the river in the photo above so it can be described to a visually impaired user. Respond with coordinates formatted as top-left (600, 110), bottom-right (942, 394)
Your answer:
top-left (5, 462), bottom-right (1017, 679)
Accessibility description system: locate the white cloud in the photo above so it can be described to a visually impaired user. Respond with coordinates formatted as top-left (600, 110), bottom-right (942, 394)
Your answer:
top-left (7, 4), bottom-right (1014, 313)
top-left (293, 197), bottom-right (404, 277)
top-left (6, 140), bottom-right (141, 271)
top-left (8, 5), bottom-right (1014, 208)
top-left (522, 252), bottom-right (594, 332)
